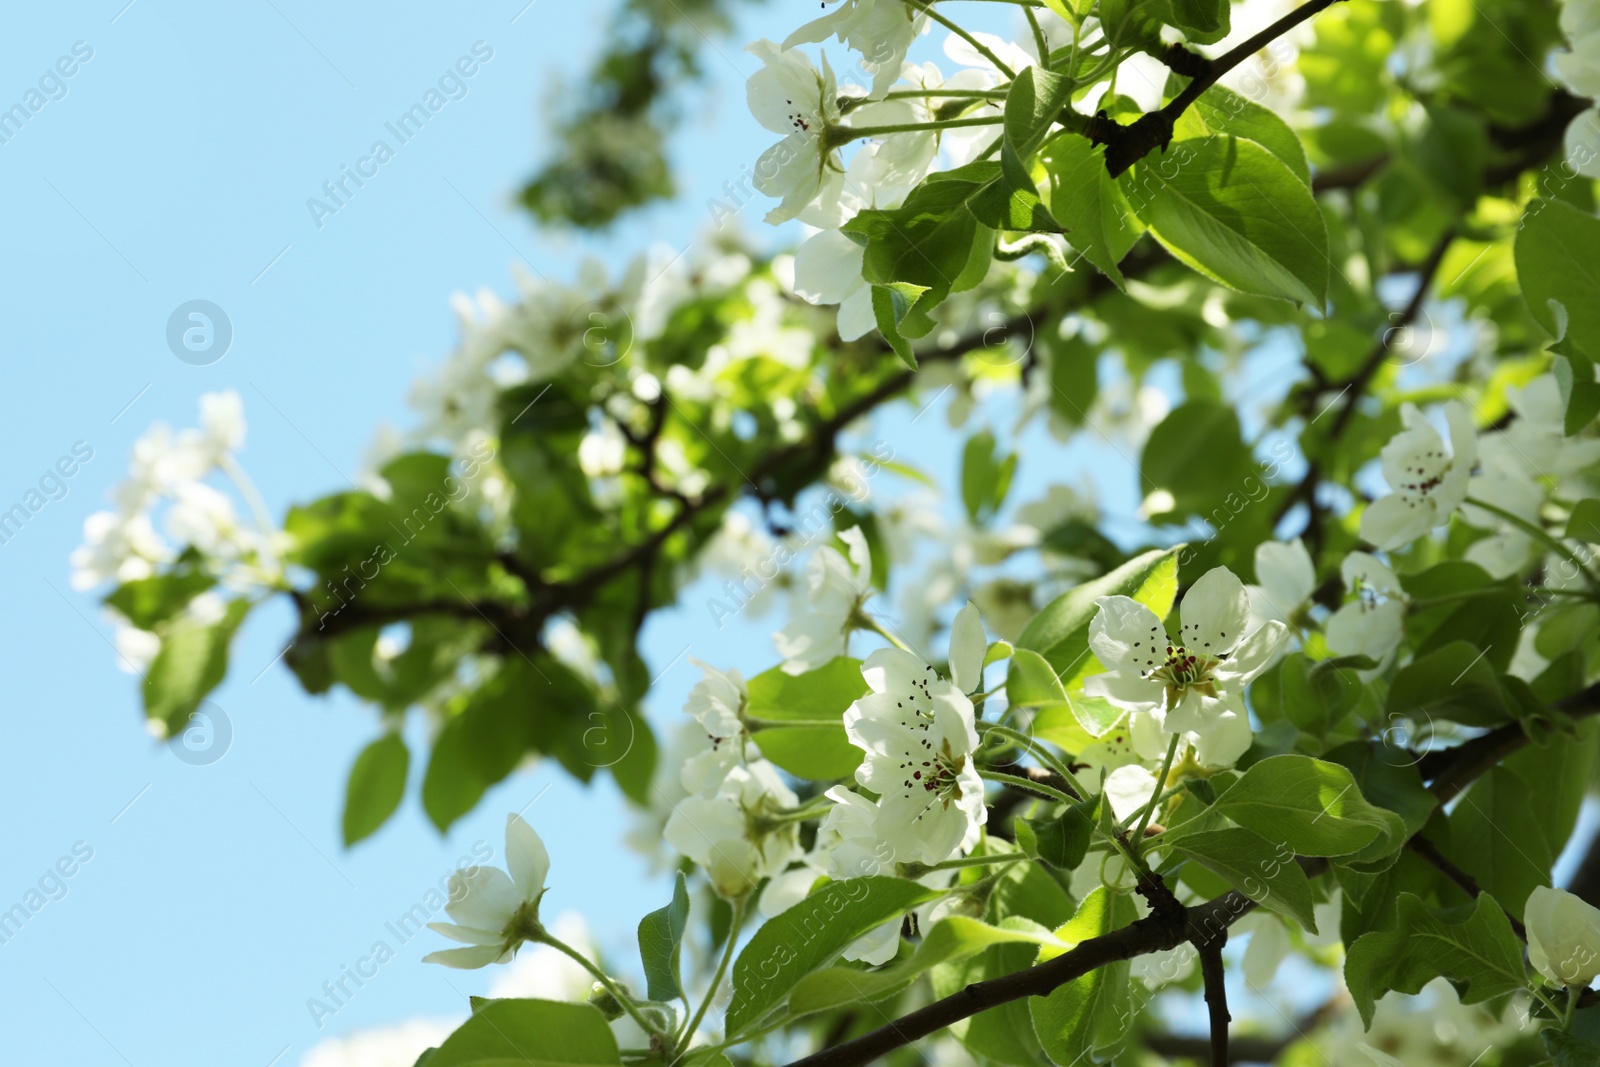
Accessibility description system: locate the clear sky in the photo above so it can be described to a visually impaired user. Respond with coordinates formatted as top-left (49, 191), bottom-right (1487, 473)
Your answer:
top-left (0, 3), bottom-right (1067, 1065)
top-left (12, 4), bottom-right (1585, 1065)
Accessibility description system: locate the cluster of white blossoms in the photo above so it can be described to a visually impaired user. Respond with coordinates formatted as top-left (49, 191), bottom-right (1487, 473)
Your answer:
top-left (70, 391), bottom-right (283, 674)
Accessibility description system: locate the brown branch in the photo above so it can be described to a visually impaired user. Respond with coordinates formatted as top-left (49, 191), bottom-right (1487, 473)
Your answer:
top-left (1094, 0), bottom-right (1348, 175)
top-left (778, 684), bottom-right (1583, 1067)
top-left (1417, 683), bottom-right (1600, 804)
top-left (1406, 834), bottom-right (1529, 940)
top-left (1272, 228), bottom-right (1454, 531)
top-left (1197, 936), bottom-right (1231, 1067)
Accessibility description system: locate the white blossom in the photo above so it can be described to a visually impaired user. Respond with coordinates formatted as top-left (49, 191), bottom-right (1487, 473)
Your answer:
top-left (1360, 401), bottom-right (1477, 551)
top-left (1527, 885), bottom-right (1600, 986)
top-left (1325, 552), bottom-right (1407, 663)
top-left (663, 761), bottom-right (802, 899)
top-left (424, 814), bottom-right (551, 969)
top-left (775, 526), bottom-right (873, 674)
top-left (1084, 567), bottom-right (1286, 769)
top-left (842, 647), bottom-right (986, 865)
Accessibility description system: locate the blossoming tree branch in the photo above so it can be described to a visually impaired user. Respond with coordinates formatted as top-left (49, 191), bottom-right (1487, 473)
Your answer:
top-left (73, 0), bottom-right (1600, 1062)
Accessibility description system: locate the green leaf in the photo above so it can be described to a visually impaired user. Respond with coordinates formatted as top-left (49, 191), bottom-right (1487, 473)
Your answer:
top-left (425, 998), bottom-right (622, 1067)
top-left (1005, 648), bottom-right (1068, 707)
top-left (789, 916), bottom-right (1062, 1017)
top-left (143, 598), bottom-right (252, 738)
top-left (1343, 893), bottom-right (1526, 1028)
top-left (1166, 827), bottom-right (1317, 931)
top-left (1516, 199), bottom-right (1600, 361)
top-left (1020, 797), bottom-right (1095, 871)
top-left (1321, 741), bottom-right (1436, 838)
top-left (934, 919), bottom-right (1055, 1066)
top-left (843, 173), bottom-right (995, 338)
top-left (1545, 1027), bottom-right (1600, 1067)
top-left (725, 877), bottom-right (940, 1034)
top-left (1039, 134), bottom-right (1140, 286)
top-left (1176, 85), bottom-right (1311, 185)
top-left (1569, 498), bottom-right (1600, 543)
top-left (961, 430), bottom-right (1017, 524)
top-left (871, 282), bottom-right (928, 369)
top-left (746, 657), bottom-right (869, 780)
top-left (342, 733), bottom-right (410, 846)
top-left (1133, 136), bottom-right (1329, 305)
top-left (638, 872), bottom-right (690, 1002)
top-left (1029, 887), bottom-right (1139, 1065)
top-left (1387, 640), bottom-right (1515, 728)
top-left (969, 67), bottom-right (1075, 232)
top-left (1445, 765), bottom-right (1554, 919)
top-left (1213, 754), bottom-right (1405, 858)
top-left (1017, 546), bottom-right (1181, 678)
top-left (1140, 402), bottom-right (1257, 521)
top-left (104, 549), bottom-right (215, 630)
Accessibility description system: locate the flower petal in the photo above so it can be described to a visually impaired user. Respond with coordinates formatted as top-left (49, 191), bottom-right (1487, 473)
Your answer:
top-left (423, 944), bottom-right (509, 969)
top-left (445, 866), bottom-right (522, 932)
top-left (505, 813), bottom-right (550, 901)
top-left (1215, 621), bottom-right (1287, 684)
top-left (1104, 764), bottom-right (1158, 821)
top-left (1088, 595), bottom-right (1166, 674)
top-left (948, 601), bottom-right (987, 694)
top-left (1178, 567), bottom-right (1249, 657)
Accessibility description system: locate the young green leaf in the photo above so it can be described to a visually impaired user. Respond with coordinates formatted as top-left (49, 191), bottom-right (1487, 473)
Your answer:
top-left (342, 732), bottom-right (410, 846)
top-left (1132, 136), bottom-right (1330, 306)
top-left (725, 877), bottom-right (940, 1034)
top-left (1343, 893), bottom-right (1526, 1028)
top-left (1213, 754), bottom-right (1406, 858)
top-left (637, 872), bottom-right (691, 1002)
top-left (424, 998), bottom-right (622, 1067)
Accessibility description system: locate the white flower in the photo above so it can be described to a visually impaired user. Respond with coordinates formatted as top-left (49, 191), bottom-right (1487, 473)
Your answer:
top-left (679, 660), bottom-right (753, 795)
top-left (843, 647), bottom-right (987, 864)
top-left (424, 814), bottom-right (550, 968)
top-left (70, 510), bottom-right (167, 590)
top-left (1556, 0), bottom-right (1600, 99)
top-left (1527, 885), bottom-right (1600, 986)
top-left (1325, 552), bottom-right (1406, 662)
top-left (1245, 538), bottom-right (1315, 629)
top-left (775, 526), bottom-right (873, 674)
top-left (1360, 401), bottom-right (1477, 551)
top-left (746, 41), bottom-right (847, 225)
top-left (685, 659), bottom-right (747, 740)
top-left (663, 760), bottom-right (802, 899)
top-left (1084, 566), bottom-right (1287, 769)
top-left (785, 0), bottom-right (929, 99)
top-left (794, 228), bottom-right (875, 342)
top-left (198, 390), bottom-right (246, 457)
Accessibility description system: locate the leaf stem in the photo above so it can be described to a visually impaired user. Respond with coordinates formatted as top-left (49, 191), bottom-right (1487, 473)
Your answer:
top-left (908, 1), bottom-right (1017, 78)
top-left (980, 769), bottom-right (1075, 804)
top-left (542, 930), bottom-right (665, 1037)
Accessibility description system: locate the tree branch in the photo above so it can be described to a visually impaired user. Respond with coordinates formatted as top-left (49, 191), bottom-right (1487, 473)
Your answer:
top-left (1094, 0), bottom-right (1348, 175)
top-left (779, 682), bottom-right (1595, 1067)
top-left (1196, 936), bottom-right (1231, 1067)
top-left (1406, 834), bottom-right (1528, 940)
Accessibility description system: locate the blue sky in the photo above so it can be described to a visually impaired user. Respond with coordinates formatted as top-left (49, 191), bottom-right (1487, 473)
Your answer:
top-left (0, 3), bottom-right (1070, 1064)
top-left (16, 3), bottom-right (1574, 1063)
